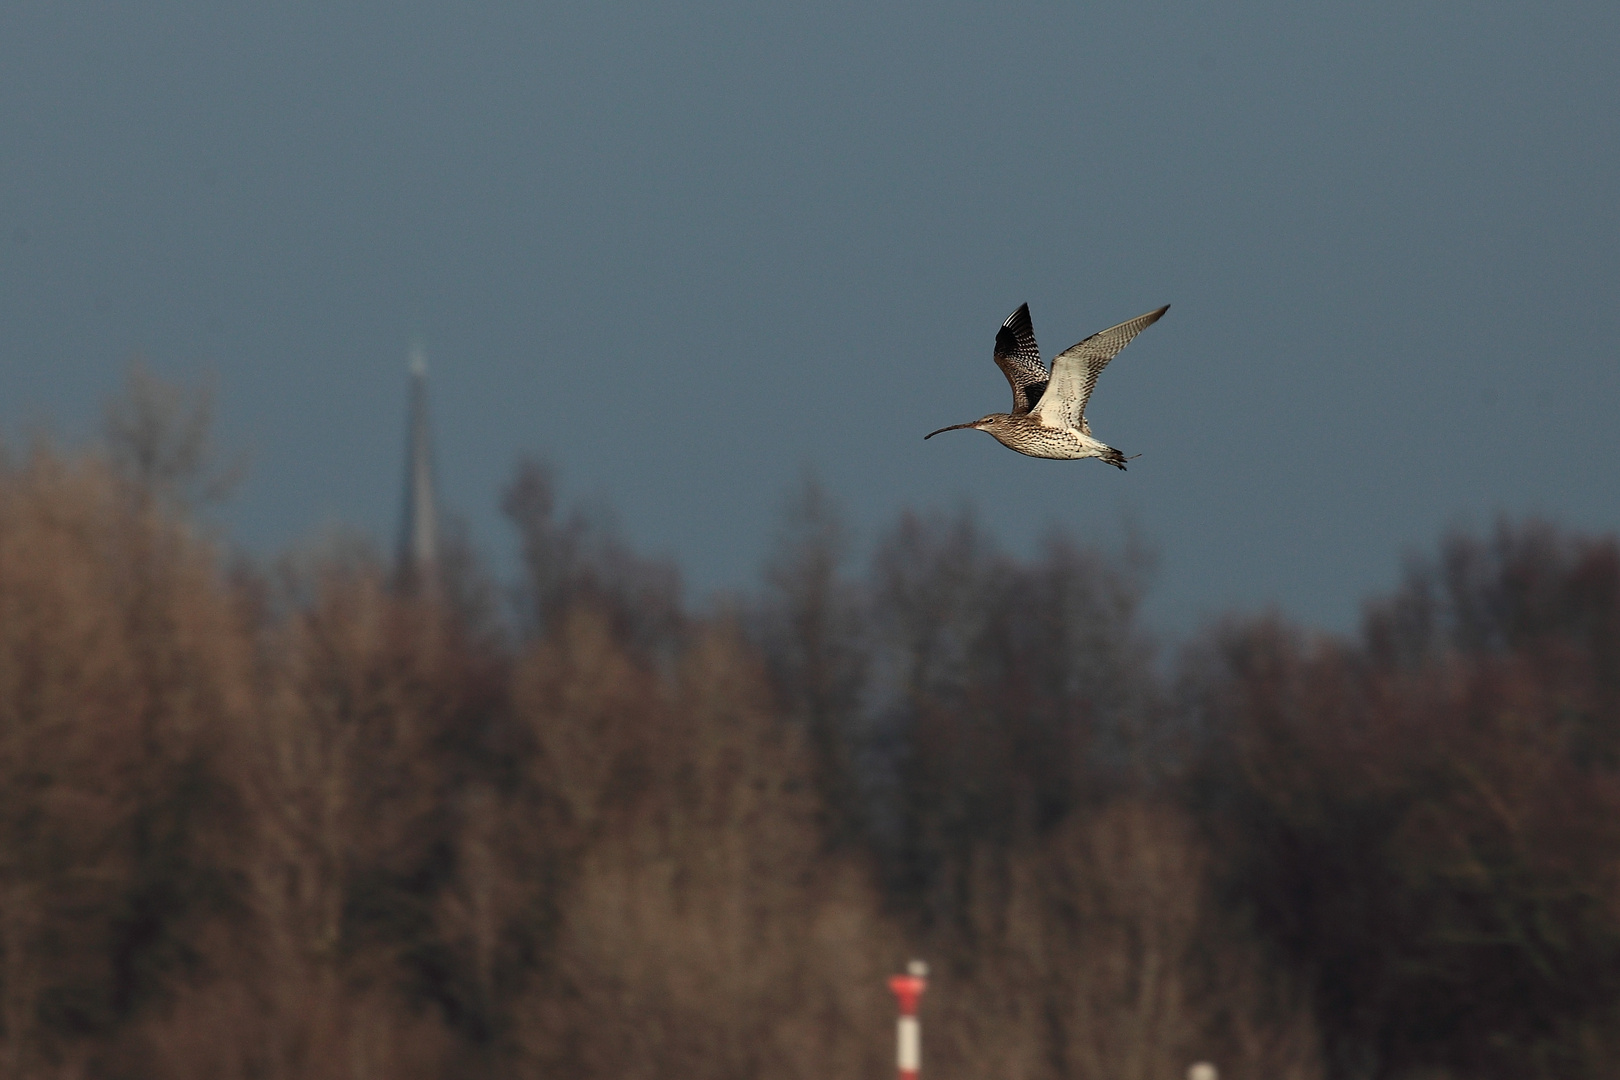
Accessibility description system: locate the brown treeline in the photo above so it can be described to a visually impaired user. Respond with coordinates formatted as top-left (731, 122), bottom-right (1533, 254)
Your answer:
top-left (1, 393), bottom-right (1618, 1079)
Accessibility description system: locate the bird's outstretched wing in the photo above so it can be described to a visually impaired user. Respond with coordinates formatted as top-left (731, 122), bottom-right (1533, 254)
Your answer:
top-left (992, 303), bottom-right (1049, 415)
top-left (1033, 305), bottom-right (1168, 432)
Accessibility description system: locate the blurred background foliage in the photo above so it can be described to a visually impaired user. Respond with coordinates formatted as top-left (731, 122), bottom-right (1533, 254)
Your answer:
top-left (0, 373), bottom-right (1616, 1079)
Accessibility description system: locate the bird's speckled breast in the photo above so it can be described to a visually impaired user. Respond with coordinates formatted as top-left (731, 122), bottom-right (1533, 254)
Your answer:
top-left (985, 416), bottom-right (1093, 460)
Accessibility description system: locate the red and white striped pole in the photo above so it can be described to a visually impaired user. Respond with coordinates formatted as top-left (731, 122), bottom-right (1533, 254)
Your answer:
top-left (888, 960), bottom-right (928, 1080)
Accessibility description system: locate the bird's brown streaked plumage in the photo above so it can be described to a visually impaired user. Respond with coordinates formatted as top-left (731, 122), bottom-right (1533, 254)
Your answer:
top-left (993, 303), bottom-right (1048, 415)
top-left (925, 303), bottom-right (1169, 467)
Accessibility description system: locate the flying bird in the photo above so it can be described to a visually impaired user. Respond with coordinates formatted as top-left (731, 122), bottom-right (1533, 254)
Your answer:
top-left (925, 303), bottom-right (1169, 468)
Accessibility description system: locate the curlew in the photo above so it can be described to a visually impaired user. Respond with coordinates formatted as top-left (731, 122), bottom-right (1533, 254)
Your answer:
top-left (925, 302), bottom-right (1169, 468)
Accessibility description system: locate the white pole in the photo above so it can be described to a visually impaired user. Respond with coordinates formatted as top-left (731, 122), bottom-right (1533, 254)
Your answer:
top-left (888, 960), bottom-right (929, 1080)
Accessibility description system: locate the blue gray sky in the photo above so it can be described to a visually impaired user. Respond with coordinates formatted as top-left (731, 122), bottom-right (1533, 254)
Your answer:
top-left (3, 2), bottom-right (1616, 634)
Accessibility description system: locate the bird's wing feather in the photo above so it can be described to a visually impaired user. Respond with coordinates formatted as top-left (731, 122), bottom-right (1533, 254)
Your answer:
top-left (1032, 305), bottom-right (1168, 430)
top-left (992, 303), bottom-right (1049, 415)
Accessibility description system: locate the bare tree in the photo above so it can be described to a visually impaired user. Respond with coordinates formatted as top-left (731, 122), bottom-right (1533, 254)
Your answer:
top-left (0, 443), bottom-right (250, 1075)
top-left (502, 457), bottom-right (682, 657)
top-left (757, 477), bottom-right (869, 846)
top-left (509, 613), bottom-right (892, 1080)
top-left (101, 362), bottom-right (244, 511)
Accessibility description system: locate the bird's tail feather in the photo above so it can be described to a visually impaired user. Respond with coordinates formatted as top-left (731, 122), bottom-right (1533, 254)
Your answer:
top-left (1101, 446), bottom-right (1132, 470)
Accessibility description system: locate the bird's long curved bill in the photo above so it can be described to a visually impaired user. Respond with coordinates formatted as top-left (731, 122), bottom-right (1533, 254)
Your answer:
top-left (924, 422), bottom-right (978, 440)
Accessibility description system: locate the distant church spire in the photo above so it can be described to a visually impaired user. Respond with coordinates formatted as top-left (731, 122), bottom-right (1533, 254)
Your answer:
top-left (396, 343), bottom-right (439, 591)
